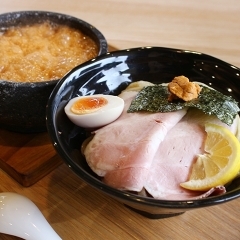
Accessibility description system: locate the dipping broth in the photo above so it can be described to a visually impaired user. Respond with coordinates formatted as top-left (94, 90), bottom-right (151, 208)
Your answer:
top-left (0, 22), bottom-right (99, 82)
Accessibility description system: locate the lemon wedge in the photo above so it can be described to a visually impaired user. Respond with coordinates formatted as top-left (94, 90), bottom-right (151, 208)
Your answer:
top-left (180, 123), bottom-right (240, 191)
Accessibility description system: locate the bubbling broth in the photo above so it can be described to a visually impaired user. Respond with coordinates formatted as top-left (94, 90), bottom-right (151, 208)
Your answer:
top-left (0, 22), bottom-right (99, 82)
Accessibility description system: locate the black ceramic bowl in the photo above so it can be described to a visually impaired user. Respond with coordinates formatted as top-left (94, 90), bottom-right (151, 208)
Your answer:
top-left (46, 47), bottom-right (240, 218)
top-left (0, 11), bottom-right (107, 133)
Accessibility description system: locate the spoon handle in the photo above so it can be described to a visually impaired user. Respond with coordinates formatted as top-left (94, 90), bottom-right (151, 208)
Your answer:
top-left (0, 192), bottom-right (62, 240)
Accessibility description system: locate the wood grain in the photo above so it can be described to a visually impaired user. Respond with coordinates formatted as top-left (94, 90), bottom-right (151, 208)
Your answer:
top-left (0, 0), bottom-right (240, 239)
top-left (0, 129), bottom-right (62, 186)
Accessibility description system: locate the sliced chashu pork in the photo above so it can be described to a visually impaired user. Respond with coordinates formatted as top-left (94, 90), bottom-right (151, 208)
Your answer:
top-left (144, 108), bottom-right (239, 200)
top-left (84, 90), bottom-right (187, 191)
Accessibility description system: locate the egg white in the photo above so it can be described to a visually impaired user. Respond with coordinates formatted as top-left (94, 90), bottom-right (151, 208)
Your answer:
top-left (64, 94), bottom-right (124, 128)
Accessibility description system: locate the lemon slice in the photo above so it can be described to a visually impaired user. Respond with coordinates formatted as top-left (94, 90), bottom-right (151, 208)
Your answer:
top-left (180, 123), bottom-right (240, 191)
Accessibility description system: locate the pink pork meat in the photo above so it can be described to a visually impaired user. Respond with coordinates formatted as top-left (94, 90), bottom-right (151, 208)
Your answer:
top-left (84, 91), bottom-right (187, 192)
top-left (144, 108), bottom-right (238, 200)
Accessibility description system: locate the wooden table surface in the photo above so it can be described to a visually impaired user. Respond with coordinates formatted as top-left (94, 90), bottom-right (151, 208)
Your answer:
top-left (1, 0), bottom-right (240, 239)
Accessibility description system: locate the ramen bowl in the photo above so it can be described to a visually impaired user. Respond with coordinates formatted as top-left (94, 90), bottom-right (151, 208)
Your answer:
top-left (0, 11), bottom-right (107, 132)
top-left (46, 47), bottom-right (240, 218)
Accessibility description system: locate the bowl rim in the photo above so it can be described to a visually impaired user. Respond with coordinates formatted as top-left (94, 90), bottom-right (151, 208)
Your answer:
top-left (0, 10), bottom-right (108, 85)
top-left (46, 46), bottom-right (240, 209)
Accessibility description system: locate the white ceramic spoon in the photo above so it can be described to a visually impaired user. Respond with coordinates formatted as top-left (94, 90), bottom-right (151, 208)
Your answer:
top-left (0, 192), bottom-right (62, 240)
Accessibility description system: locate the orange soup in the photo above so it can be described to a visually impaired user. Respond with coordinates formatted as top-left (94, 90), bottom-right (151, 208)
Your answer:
top-left (0, 22), bottom-right (99, 82)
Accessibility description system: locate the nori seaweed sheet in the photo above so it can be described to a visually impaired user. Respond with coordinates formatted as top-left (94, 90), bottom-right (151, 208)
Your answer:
top-left (127, 85), bottom-right (239, 125)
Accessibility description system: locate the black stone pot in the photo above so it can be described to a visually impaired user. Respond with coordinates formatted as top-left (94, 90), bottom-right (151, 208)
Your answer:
top-left (0, 11), bottom-right (108, 133)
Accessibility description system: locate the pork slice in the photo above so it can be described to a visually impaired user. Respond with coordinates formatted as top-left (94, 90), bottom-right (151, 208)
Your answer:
top-left (144, 119), bottom-right (206, 200)
top-left (144, 109), bottom-right (236, 200)
top-left (84, 91), bottom-right (187, 191)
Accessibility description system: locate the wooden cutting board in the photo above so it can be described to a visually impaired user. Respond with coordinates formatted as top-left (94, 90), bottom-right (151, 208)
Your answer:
top-left (0, 128), bottom-right (63, 187)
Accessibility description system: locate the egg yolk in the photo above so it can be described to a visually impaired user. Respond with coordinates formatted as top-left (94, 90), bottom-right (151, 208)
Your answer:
top-left (71, 96), bottom-right (108, 114)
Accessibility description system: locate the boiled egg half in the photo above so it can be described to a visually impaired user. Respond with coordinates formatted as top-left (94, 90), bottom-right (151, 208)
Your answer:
top-left (64, 94), bottom-right (124, 128)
